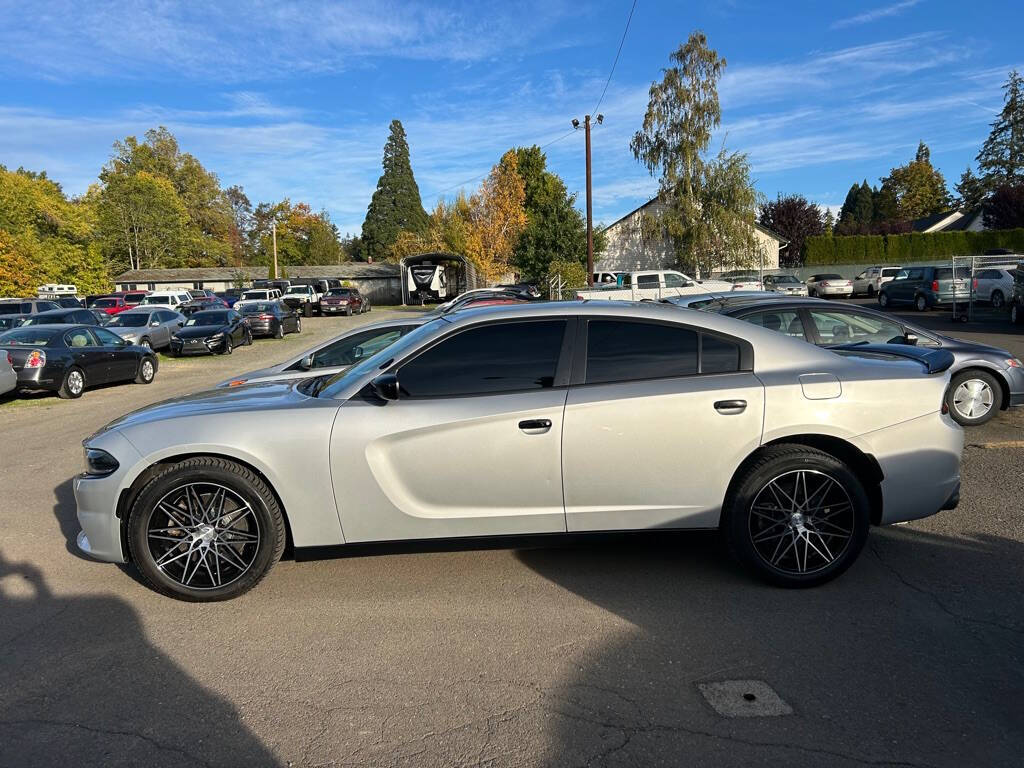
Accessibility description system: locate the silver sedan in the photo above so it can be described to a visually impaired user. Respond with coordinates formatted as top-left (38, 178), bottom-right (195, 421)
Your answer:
top-left (105, 308), bottom-right (185, 351)
top-left (217, 316), bottom-right (428, 388)
top-left (75, 302), bottom-right (963, 601)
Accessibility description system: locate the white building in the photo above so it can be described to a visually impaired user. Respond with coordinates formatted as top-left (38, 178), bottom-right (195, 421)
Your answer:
top-left (597, 197), bottom-right (788, 276)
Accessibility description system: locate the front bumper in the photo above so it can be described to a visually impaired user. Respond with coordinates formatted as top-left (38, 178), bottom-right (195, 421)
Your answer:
top-left (170, 337), bottom-right (223, 355)
top-left (321, 303), bottom-right (352, 313)
top-left (74, 431), bottom-right (143, 564)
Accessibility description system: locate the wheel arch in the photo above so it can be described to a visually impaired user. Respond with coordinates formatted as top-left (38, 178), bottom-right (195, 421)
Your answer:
top-left (115, 451), bottom-right (295, 561)
top-left (725, 435), bottom-right (885, 525)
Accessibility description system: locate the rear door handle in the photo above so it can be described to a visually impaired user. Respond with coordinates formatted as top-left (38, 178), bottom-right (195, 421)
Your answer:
top-left (518, 419), bottom-right (552, 434)
top-left (714, 399), bottom-right (747, 414)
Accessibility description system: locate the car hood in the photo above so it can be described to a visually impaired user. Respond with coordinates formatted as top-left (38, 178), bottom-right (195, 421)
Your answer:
top-left (934, 336), bottom-right (1012, 360)
top-left (216, 361), bottom-right (355, 387)
top-left (175, 325), bottom-right (228, 339)
top-left (108, 326), bottom-right (147, 336)
top-left (96, 380), bottom-right (313, 435)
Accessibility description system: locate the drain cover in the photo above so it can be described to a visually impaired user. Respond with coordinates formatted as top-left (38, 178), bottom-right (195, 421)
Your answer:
top-left (697, 680), bottom-right (793, 717)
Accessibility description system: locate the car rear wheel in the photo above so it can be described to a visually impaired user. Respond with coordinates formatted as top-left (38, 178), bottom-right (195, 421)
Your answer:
top-left (274, 322), bottom-right (284, 339)
top-left (1012, 304), bottom-right (1022, 324)
top-left (878, 291), bottom-right (889, 308)
top-left (946, 369), bottom-right (1001, 426)
top-left (222, 336), bottom-right (233, 355)
top-left (135, 356), bottom-right (156, 384)
top-left (295, 318), bottom-right (302, 333)
top-left (991, 290), bottom-right (1005, 308)
top-left (866, 285), bottom-right (875, 298)
top-left (58, 366), bottom-right (85, 399)
top-left (914, 294), bottom-right (928, 312)
top-left (127, 457), bottom-right (286, 601)
top-left (723, 445), bottom-right (870, 588)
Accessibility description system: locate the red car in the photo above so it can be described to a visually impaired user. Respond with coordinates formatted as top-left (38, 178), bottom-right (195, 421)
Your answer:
top-left (320, 288), bottom-right (369, 316)
top-left (90, 296), bottom-right (130, 315)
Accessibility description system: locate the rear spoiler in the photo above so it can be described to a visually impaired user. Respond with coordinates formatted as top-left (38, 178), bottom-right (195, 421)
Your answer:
top-left (830, 343), bottom-right (955, 374)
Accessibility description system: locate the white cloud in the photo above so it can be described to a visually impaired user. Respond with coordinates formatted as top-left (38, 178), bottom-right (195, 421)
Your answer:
top-left (831, 0), bottom-right (922, 30)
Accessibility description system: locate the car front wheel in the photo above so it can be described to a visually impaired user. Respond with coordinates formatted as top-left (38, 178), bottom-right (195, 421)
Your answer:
top-left (878, 292), bottom-right (889, 308)
top-left (127, 457), bottom-right (286, 601)
top-left (58, 366), bottom-right (85, 399)
top-left (723, 445), bottom-right (870, 587)
top-left (946, 369), bottom-right (1001, 426)
top-left (135, 356), bottom-right (156, 384)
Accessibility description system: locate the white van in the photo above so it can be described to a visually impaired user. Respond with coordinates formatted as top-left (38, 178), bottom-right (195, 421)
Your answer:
top-left (140, 291), bottom-right (191, 308)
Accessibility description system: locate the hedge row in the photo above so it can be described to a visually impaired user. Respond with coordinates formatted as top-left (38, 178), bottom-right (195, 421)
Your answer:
top-left (804, 229), bottom-right (1024, 265)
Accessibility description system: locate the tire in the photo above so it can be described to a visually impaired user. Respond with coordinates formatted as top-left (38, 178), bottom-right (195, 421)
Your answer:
top-left (946, 369), bottom-right (1002, 426)
top-left (914, 294), bottom-right (928, 312)
top-left (58, 366), bottom-right (85, 399)
top-left (991, 290), bottom-right (1004, 309)
top-left (274, 322), bottom-right (284, 339)
top-left (222, 336), bottom-right (233, 355)
top-left (139, 337), bottom-right (152, 351)
top-left (295, 318), bottom-right (302, 334)
top-left (135, 356), bottom-right (156, 384)
top-left (878, 291), bottom-right (889, 308)
top-left (345, 306), bottom-right (352, 317)
top-left (1012, 304), bottom-right (1021, 324)
top-left (722, 445), bottom-right (870, 588)
top-left (244, 328), bottom-right (253, 346)
top-left (866, 285), bottom-right (875, 298)
top-left (127, 457), bottom-right (286, 601)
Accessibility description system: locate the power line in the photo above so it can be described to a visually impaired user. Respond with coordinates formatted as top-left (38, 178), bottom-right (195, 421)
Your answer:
top-left (593, 0), bottom-right (638, 115)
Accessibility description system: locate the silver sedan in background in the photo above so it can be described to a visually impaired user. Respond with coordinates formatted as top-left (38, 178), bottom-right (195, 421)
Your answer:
top-left (75, 302), bottom-right (963, 601)
top-left (217, 316), bottom-right (429, 387)
top-left (105, 308), bottom-right (185, 351)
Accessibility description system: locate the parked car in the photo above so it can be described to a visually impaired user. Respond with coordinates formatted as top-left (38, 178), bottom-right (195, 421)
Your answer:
top-left (18, 308), bottom-right (100, 326)
top-left (74, 302), bottom-right (963, 601)
top-left (576, 270), bottom-right (733, 300)
top-left (283, 284), bottom-right (322, 316)
top-left (0, 350), bottom-right (16, 396)
top-left (106, 309), bottom-right (185, 350)
top-left (218, 317), bottom-right (429, 388)
top-left (237, 301), bottom-right (301, 338)
top-left (721, 275), bottom-right (764, 291)
top-left (178, 296), bottom-right (228, 316)
top-left (320, 288), bottom-right (367, 315)
top-left (140, 291), bottom-right (191, 309)
top-left (0, 299), bottom-right (60, 316)
top-left (0, 324), bottom-right (157, 399)
top-left (707, 297), bottom-right (1024, 426)
top-left (1010, 267), bottom-right (1024, 324)
top-left (215, 289), bottom-right (244, 308)
top-left (234, 288), bottom-right (283, 311)
top-left (90, 296), bottom-right (130, 315)
top-left (972, 267), bottom-right (1014, 308)
top-left (169, 309), bottom-right (251, 356)
top-left (760, 274), bottom-right (807, 296)
top-left (805, 274), bottom-right (853, 298)
top-left (851, 266), bottom-right (902, 297)
top-left (187, 289), bottom-right (217, 300)
top-left (878, 266), bottom-right (971, 313)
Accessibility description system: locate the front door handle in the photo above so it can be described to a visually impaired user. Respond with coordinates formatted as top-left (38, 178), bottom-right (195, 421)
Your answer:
top-left (518, 419), bottom-right (552, 434)
top-left (714, 399), bottom-right (747, 414)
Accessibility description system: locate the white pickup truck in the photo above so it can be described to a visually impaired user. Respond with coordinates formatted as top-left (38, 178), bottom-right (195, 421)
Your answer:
top-left (282, 284), bottom-right (323, 316)
top-left (576, 270), bottom-right (735, 301)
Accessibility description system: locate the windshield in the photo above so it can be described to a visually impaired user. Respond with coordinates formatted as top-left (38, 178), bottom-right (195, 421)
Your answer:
top-left (185, 311), bottom-right (229, 326)
top-left (142, 296), bottom-right (170, 304)
top-left (93, 298), bottom-right (119, 308)
top-left (315, 318), bottom-right (448, 398)
top-left (286, 286), bottom-right (309, 294)
top-left (326, 289), bottom-right (351, 296)
top-left (242, 291), bottom-right (268, 300)
top-left (240, 303), bottom-right (276, 314)
top-left (0, 328), bottom-right (58, 346)
top-left (108, 313), bottom-right (149, 327)
top-left (773, 275), bottom-right (800, 284)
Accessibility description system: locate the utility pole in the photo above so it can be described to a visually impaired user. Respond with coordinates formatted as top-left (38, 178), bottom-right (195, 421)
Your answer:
top-left (573, 114), bottom-right (602, 287)
top-left (272, 220), bottom-right (278, 279)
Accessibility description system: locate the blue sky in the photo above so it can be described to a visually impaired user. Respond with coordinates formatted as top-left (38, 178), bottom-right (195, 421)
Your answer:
top-left (1, 0), bottom-right (1021, 234)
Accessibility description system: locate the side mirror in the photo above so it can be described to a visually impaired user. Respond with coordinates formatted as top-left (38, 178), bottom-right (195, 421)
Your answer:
top-left (177, 321), bottom-right (184, 327)
top-left (681, 280), bottom-right (693, 287)
top-left (371, 373), bottom-right (400, 401)
top-left (298, 354), bottom-right (314, 370)
top-left (150, 321), bottom-right (160, 327)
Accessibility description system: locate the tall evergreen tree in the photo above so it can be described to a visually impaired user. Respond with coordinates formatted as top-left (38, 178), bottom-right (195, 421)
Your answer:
top-left (361, 120), bottom-right (428, 261)
top-left (955, 166), bottom-right (986, 211)
top-left (977, 70), bottom-right (1024, 193)
top-left (853, 180), bottom-right (874, 224)
top-left (836, 183), bottom-right (860, 233)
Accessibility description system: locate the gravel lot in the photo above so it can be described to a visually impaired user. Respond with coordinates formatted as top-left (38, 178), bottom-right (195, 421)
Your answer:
top-left (1, 304), bottom-right (1022, 767)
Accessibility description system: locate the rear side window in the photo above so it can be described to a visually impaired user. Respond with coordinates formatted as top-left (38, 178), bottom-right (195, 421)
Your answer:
top-left (586, 320), bottom-right (697, 384)
top-left (701, 335), bottom-right (741, 373)
top-left (398, 320), bottom-right (566, 397)
top-left (741, 310), bottom-right (805, 339)
top-left (636, 275), bottom-right (660, 288)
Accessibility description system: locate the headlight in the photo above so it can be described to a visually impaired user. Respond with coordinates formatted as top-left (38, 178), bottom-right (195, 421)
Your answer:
top-left (209, 332), bottom-right (224, 341)
top-left (83, 447), bottom-right (119, 477)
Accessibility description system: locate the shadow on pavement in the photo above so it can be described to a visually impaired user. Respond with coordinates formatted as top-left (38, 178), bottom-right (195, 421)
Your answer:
top-left (0, 549), bottom-right (280, 767)
top-left (519, 525), bottom-right (1024, 767)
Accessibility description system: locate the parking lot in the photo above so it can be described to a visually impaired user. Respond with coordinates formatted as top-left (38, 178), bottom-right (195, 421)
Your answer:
top-left (1, 304), bottom-right (1022, 767)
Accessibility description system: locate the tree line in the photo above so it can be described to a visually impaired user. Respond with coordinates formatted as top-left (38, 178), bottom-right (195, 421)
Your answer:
top-left (760, 70), bottom-right (1024, 266)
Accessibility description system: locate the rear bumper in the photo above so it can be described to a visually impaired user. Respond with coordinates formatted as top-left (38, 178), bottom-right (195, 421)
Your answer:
top-left (858, 411), bottom-right (963, 525)
top-left (15, 365), bottom-right (58, 389)
top-left (817, 286), bottom-right (853, 296)
top-left (246, 320), bottom-right (275, 335)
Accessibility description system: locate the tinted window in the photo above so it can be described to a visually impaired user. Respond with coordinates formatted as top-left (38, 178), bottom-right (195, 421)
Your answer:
top-left (701, 334), bottom-right (741, 373)
top-left (881, 268), bottom-right (901, 277)
top-left (0, 328), bottom-right (59, 345)
top-left (905, 269), bottom-right (924, 280)
top-left (398, 320), bottom-right (566, 397)
top-left (186, 311), bottom-right (229, 326)
top-left (636, 275), bottom-right (660, 288)
top-left (586, 320), bottom-right (697, 384)
top-left (742, 310), bottom-right (805, 339)
top-left (309, 327), bottom-right (411, 368)
top-left (808, 310), bottom-right (905, 345)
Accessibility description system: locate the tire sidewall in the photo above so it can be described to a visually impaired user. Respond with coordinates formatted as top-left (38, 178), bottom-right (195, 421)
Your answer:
top-left (138, 356), bottom-right (156, 384)
top-left (946, 369), bottom-right (1001, 426)
top-left (724, 449), bottom-right (870, 587)
top-left (878, 292), bottom-right (888, 307)
top-left (992, 290), bottom-right (1004, 308)
top-left (127, 460), bottom-right (283, 601)
top-left (915, 294), bottom-right (927, 311)
top-left (60, 366), bottom-right (85, 399)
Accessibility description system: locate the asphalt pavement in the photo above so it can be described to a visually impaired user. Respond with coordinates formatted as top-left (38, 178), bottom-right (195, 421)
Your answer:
top-left (0, 304), bottom-right (1022, 768)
